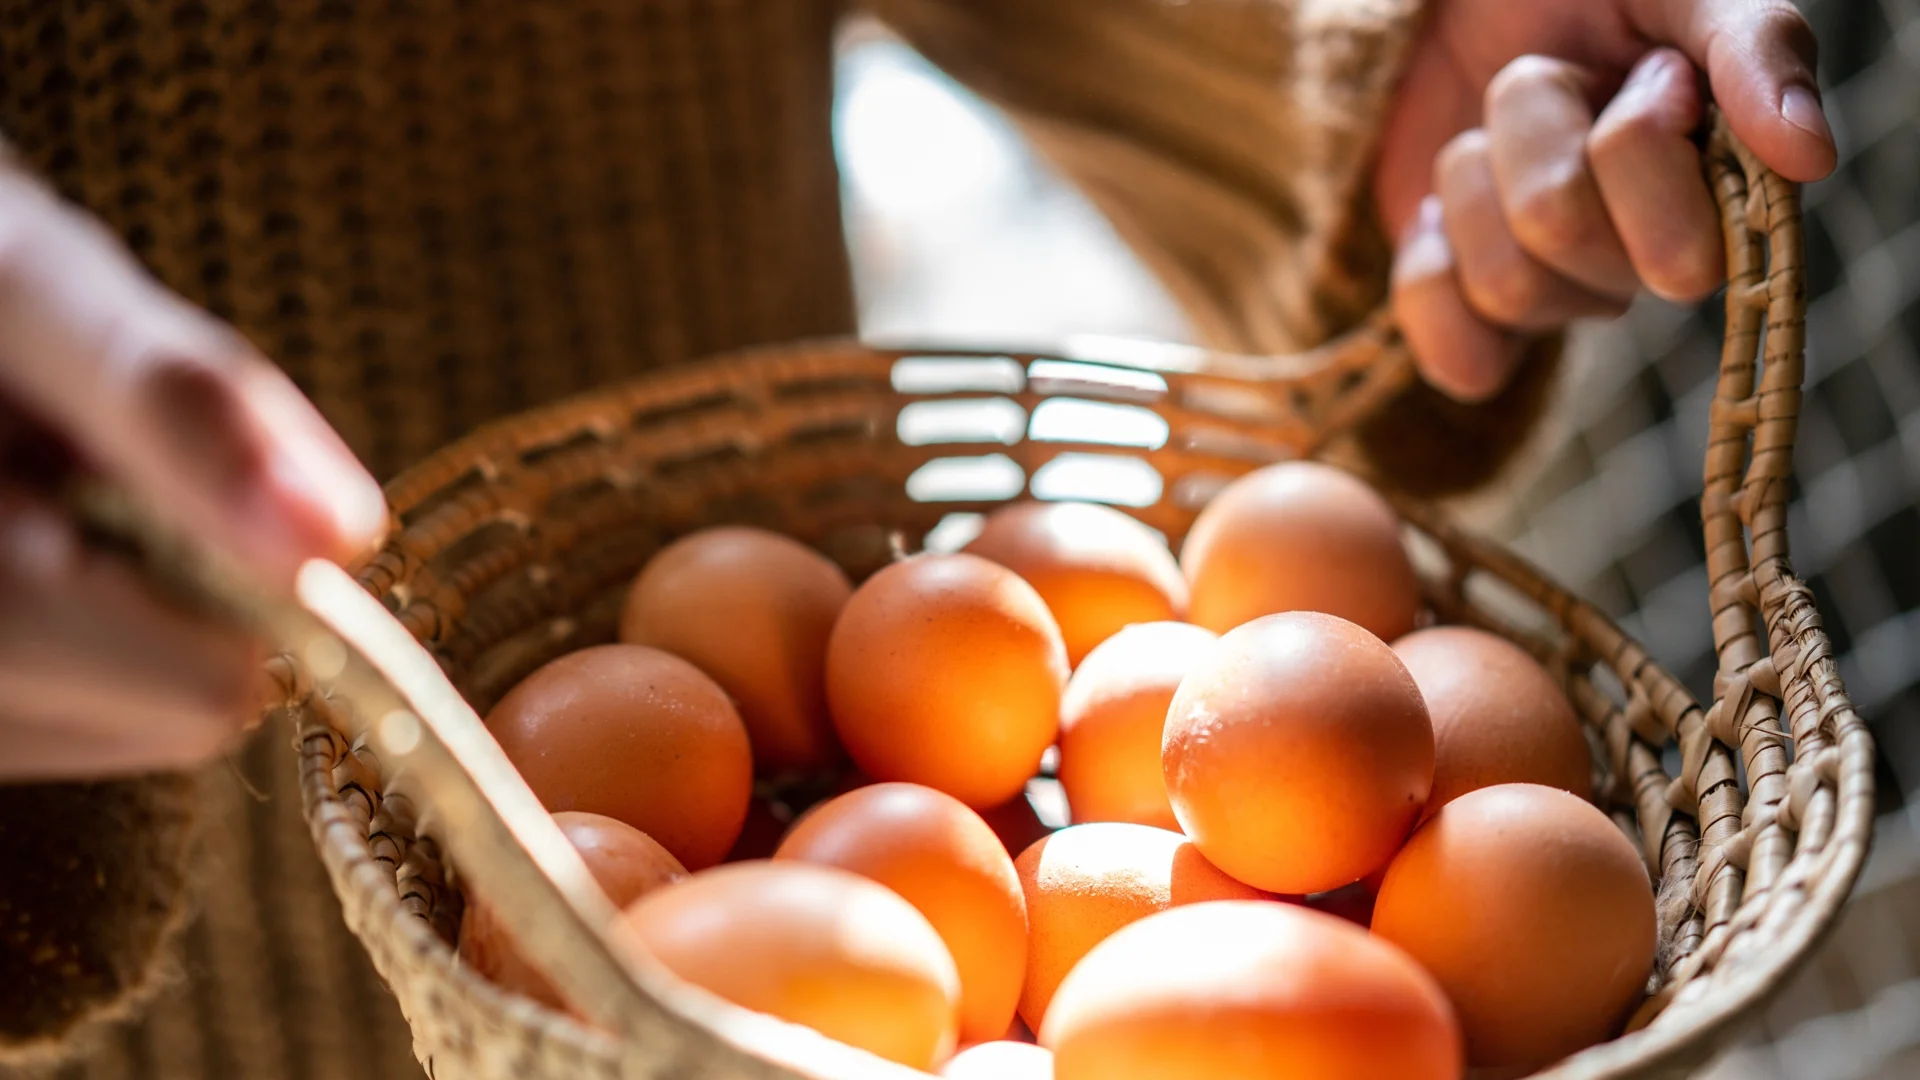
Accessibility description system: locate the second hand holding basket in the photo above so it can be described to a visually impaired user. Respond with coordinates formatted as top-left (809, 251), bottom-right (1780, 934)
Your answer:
top-left (96, 112), bottom-right (1874, 1080)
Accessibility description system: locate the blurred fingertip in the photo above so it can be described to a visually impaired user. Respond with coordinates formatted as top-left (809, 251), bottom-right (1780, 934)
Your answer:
top-left (1630, 47), bottom-right (1688, 88)
top-left (1419, 351), bottom-right (1515, 405)
top-left (330, 473), bottom-right (390, 557)
top-left (1392, 265), bottom-right (1523, 405)
top-left (243, 370), bottom-right (388, 561)
top-left (1392, 196), bottom-right (1447, 272)
top-left (263, 443), bottom-right (388, 563)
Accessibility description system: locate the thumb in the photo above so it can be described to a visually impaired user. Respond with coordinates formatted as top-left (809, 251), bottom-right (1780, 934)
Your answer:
top-left (1649, 0), bottom-right (1835, 182)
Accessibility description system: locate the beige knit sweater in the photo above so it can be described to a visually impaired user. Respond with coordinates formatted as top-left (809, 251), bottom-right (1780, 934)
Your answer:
top-left (0, 2), bottom-right (1558, 1077)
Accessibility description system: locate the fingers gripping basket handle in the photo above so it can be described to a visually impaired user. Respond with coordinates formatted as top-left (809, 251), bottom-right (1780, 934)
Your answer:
top-left (1384, 112), bottom-right (1870, 1077)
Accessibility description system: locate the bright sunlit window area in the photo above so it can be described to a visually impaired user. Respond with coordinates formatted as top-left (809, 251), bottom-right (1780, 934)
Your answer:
top-left (832, 21), bottom-right (1190, 348)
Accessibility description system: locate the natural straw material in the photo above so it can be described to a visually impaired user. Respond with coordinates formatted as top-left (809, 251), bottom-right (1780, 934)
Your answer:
top-left (267, 115), bottom-right (1871, 1079)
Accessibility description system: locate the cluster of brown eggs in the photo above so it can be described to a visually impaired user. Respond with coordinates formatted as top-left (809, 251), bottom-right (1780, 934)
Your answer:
top-left (458, 461), bottom-right (1656, 1080)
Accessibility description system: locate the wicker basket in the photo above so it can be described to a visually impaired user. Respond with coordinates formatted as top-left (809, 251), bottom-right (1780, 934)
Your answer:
top-left (236, 115), bottom-right (1873, 1080)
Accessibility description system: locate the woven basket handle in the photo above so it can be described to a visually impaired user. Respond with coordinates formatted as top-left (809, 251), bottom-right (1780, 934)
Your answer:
top-left (69, 107), bottom-right (1806, 1079)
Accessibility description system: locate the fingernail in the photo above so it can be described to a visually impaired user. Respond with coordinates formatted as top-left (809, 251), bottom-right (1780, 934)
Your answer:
top-left (267, 430), bottom-right (388, 547)
top-left (1629, 48), bottom-right (1680, 90)
top-left (1781, 84), bottom-right (1832, 144)
top-left (258, 402), bottom-right (388, 549)
top-left (1399, 194), bottom-right (1442, 246)
top-left (1394, 196), bottom-right (1457, 284)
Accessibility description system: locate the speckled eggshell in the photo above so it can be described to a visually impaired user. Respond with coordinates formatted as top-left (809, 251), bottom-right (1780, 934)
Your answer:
top-left (485, 643), bottom-right (752, 870)
top-left (1392, 626), bottom-right (1590, 819)
top-left (620, 526), bottom-right (852, 774)
top-left (963, 501), bottom-right (1187, 665)
top-left (1180, 461), bottom-right (1419, 641)
top-left (826, 554), bottom-right (1068, 809)
top-left (1163, 612), bottom-right (1433, 894)
top-left (1372, 784), bottom-right (1656, 1071)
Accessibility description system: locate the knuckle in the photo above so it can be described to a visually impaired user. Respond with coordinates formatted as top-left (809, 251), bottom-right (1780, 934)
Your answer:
top-left (1588, 66), bottom-right (1700, 152)
top-left (1488, 54), bottom-right (1577, 107)
top-left (1434, 129), bottom-right (1491, 184)
top-left (1587, 108), bottom-right (1656, 161)
top-left (1462, 256), bottom-right (1546, 326)
top-left (1508, 169), bottom-right (1604, 260)
top-left (1642, 241), bottom-right (1724, 302)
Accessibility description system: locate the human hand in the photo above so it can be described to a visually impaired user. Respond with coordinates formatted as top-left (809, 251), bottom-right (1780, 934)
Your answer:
top-left (0, 161), bottom-right (386, 779)
top-left (1375, 0), bottom-right (1834, 401)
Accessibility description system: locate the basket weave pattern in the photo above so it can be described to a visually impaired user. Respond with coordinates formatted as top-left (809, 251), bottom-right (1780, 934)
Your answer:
top-left (276, 119), bottom-right (1874, 1079)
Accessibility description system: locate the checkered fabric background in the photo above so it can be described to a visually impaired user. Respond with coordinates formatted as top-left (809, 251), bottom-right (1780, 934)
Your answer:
top-left (1480, 0), bottom-right (1920, 1074)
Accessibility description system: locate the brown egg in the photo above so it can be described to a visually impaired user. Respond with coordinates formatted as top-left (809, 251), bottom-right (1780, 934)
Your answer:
top-left (962, 501), bottom-right (1187, 665)
top-left (1042, 901), bottom-right (1462, 1080)
top-left (1393, 626), bottom-right (1590, 819)
top-left (1163, 611), bottom-right (1433, 894)
top-left (776, 783), bottom-right (1027, 1044)
top-left (486, 644), bottom-right (752, 870)
top-left (943, 1040), bottom-right (1054, 1079)
top-left (826, 554), bottom-right (1068, 808)
top-left (1372, 784), bottom-right (1656, 1071)
top-left (1013, 822), bottom-right (1266, 1031)
top-left (458, 812), bottom-right (687, 1011)
top-left (1058, 622), bottom-right (1215, 830)
top-left (623, 861), bottom-right (961, 1069)
top-left (619, 526), bottom-right (852, 773)
top-left (1180, 460), bottom-right (1420, 640)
